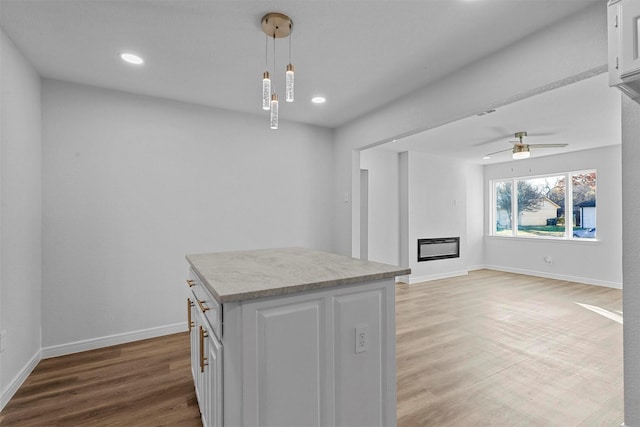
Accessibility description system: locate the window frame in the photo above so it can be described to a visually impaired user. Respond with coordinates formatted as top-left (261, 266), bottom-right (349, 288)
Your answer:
top-left (489, 169), bottom-right (597, 241)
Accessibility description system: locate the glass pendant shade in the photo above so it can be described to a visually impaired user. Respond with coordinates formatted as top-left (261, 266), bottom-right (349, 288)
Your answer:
top-left (270, 93), bottom-right (279, 129)
top-left (285, 63), bottom-right (294, 102)
top-left (262, 71), bottom-right (271, 110)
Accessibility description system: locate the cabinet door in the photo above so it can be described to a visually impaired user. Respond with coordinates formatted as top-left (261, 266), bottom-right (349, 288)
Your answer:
top-left (197, 323), bottom-right (223, 427)
top-left (205, 333), bottom-right (223, 427)
top-left (242, 297), bottom-right (326, 427)
top-left (240, 281), bottom-right (396, 427)
top-left (194, 321), bottom-right (206, 410)
top-left (188, 298), bottom-right (198, 380)
top-left (621, 0), bottom-right (640, 77)
top-left (195, 324), bottom-right (209, 426)
top-left (609, 0), bottom-right (622, 85)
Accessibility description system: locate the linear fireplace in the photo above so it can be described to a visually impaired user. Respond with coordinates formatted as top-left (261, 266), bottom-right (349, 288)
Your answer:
top-left (417, 237), bottom-right (460, 262)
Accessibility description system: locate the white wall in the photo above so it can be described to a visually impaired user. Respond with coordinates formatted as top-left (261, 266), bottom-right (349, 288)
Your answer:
top-left (402, 152), bottom-right (468, 282)
top-left (361, 149), bottom-right (484, 279)
top-left (484, 145), bottom-right (622, 288)
top-left (621, 95), bottom-right (640, 426)
top-left (359, 149), bottom-right (399, 265)
top-left (41, 80), bottom-right (334, 351)
top-left (399, 153), bottom-right (409, 268)
top-left (0, 29), bottom-right (42, 407)
top-left (333, 2), bottom-right (607, 258)
top-left (466, 163), bottom-right (485, 270)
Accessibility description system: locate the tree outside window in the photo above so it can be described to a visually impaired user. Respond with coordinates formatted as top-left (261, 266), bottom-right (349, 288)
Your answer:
top-left (492, 170), bottom-right (596, 239)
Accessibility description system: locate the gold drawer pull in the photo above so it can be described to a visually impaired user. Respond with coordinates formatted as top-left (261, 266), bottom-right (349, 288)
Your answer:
top-left (186, 279), bottom-right (196, 287)
top-left (199, 326), bottom-right (209, 373)
top-left (187, 298), bottom-right (195, 331)
top-left (197, 299), bottom-right (210, 313)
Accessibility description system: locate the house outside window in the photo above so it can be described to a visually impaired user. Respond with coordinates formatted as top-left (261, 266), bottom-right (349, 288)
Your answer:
top-left (491, 170), bottom-right (596, 240)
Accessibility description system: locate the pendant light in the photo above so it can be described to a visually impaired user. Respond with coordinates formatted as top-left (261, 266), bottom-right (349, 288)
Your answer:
top-left (262, 71), bottom-right (271, 110)
top-left (286, 34), bottom-right (294, 102)
top-left (271, 31), bottom-right (278, 129)
top-left (270, 93), bottom-right (279, 129)
top-left (286, 64), bottom-right (294, 102)
top-left (261, 13), bottom-right (294, 129)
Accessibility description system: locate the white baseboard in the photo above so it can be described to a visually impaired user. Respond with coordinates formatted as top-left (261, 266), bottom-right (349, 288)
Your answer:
top-left (0, 349), bottom-right (42, 411)
top-left (41, 322), bottom-right (187, 359)
top-left (395, 275), bottom-right (410, 283)
top-left (396, 265), bottom-right (621, 289)
top-left (398, 270), bottom-right (469, 285)
top-left (1, 323), bottom-right (187, 411)
top-left (483, 265), bottom-right (622, 289)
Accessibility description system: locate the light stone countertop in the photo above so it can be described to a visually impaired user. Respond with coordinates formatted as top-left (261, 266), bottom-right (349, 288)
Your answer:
top-left (186, 247), bottom-right (411, 303)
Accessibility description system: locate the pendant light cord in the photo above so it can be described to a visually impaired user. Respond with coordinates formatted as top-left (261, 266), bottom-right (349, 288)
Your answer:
top-left (265, 35), bottom-right (268, 69)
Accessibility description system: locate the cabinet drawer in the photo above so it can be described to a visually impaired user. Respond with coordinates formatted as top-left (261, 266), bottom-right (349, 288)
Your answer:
top-left (188, 269), bottom-right (222, 340)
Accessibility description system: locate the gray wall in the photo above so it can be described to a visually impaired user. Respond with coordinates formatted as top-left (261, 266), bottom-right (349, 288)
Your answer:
top-left (41, 80), bottom-right (335, 350)
top-left (359, 149), bottom-right (399, 265)
top-left (484, 145), bottom-right (622, 288)
top-left (622, 95), bottom-right (640, 426)
top-left (403, 152), bottom-right (469, 282)
top-left (0, 28), bottom-right (42, 405)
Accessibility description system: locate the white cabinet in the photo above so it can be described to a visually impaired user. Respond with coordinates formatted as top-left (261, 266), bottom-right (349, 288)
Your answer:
top-left (608, 0), bottom-right (640, 99)
top-left (187, 281), bottom-right (223, 427)
top-left (185, 270), bottom-right (397, 427)
top-left (240, 285), bottom-right (396, 427)
top-left (205, 331), bottom-right (223, 427)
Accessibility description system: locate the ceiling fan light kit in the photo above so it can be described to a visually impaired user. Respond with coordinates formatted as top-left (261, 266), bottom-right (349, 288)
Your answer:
top-left (512, 144), bottom-right (531, 159)
top-left (484, 131), bottom-right (568, 160)
top-left (261, 12), bottom-right (294, 130)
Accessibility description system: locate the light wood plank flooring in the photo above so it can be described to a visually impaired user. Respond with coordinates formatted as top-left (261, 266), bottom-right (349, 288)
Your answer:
top-left (1, 270), bottom-right (623, 426)
top-left (397, 269), bottom-right (623, 426)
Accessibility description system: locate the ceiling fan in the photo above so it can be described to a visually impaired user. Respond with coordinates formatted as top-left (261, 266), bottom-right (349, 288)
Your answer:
top-left (484, 131), bottom-right (568, 160)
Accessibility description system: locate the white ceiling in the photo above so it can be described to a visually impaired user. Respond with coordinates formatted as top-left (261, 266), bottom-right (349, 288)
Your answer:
top-left (378, 72), bottom-right (622, 164)
top-left (0, 0), bottom-right (602, 130)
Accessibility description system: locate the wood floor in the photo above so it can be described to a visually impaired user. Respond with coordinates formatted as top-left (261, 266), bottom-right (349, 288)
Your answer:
top-left (0, 333), bottom-right (202, 426)
top-left (396, 269), bottom-right (623, 426)
top-left (1, 270), bottom-right (623, 426)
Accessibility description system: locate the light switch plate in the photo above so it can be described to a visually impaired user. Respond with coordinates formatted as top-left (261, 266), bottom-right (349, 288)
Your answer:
top-left (355, 324), bottom-right (368, 354)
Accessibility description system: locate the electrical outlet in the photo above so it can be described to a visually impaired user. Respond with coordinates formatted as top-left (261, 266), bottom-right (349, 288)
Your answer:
top-left (0, 330), bottom-right (6, 353)
top-left (355, 324), bottom-right (369, 354)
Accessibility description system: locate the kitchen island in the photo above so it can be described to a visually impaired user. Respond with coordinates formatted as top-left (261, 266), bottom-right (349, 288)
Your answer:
top-left (185, 247), bottom-right (410, 427)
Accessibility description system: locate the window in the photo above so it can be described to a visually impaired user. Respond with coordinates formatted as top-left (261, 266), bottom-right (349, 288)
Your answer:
top-left (491, 170), bottom-right (596, 240)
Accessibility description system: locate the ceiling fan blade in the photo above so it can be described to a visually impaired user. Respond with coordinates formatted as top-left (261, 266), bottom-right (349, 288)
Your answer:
top-left (472, 127), bottom-right (515, 147)
top-left (484, 148), bottom-right (513, 156)
top-left (526, 132), bottom-right (556, 137)
top-left (528, 143), bottom-right (568, 148)
top-left (473, 134), bottom-right (512, 147)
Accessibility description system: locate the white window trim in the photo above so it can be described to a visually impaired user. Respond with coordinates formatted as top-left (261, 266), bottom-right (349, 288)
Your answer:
top-left (489, 169), bottom-right (597, 241)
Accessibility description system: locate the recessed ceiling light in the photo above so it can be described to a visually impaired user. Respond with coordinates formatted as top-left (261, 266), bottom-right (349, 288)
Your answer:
top-left (483, 155), bottom-right (491, 160)
top-left (120, 53), bottom-right (144, 65)
top-left (311, 96), bottom-right (326, 104)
